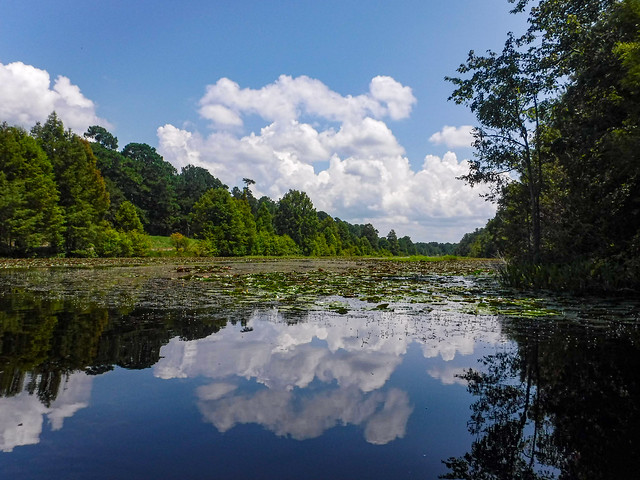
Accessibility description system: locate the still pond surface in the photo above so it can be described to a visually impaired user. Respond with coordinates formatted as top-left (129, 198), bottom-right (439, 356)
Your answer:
top-left (0, 259), bottom-right (638, 479)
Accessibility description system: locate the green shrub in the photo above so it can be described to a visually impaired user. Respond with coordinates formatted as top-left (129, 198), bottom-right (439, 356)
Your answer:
top-left (170, 232), bottom-right (190, 252)
top-left (95, 228), bottom-right (151, 257)
top-left (252, 232), bottom-right (300, 256)
top-left (129, 231), bottom-right (151, 257)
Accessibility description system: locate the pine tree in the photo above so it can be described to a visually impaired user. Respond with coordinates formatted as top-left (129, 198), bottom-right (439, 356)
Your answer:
top-left (0, 124), bottom-right (64, 255)
top-left (32, 113), bottom-right (109, 256)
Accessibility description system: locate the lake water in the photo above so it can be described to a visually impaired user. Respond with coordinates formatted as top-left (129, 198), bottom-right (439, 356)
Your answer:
top-left (0, 261), bottom-right (639, 479)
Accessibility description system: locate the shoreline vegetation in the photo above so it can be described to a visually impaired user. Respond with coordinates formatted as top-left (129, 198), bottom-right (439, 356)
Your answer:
top-left (446, 0), bottom-right (640, 294)
top-left (0, 254), bottom-right (496, 272)
top-left (1, 117), bottom-right (456, 262)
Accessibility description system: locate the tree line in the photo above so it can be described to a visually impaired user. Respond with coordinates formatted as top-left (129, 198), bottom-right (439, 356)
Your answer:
top-left (0, 114), bottom-right (454, 258)
top-left (451, 0), bottom-right (640, 290)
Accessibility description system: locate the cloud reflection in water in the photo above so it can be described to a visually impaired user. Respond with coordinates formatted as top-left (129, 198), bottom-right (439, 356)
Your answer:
top-left (155, 308), bottom-right (502, 444)
top-left (0, 372), bottom-right (92, 452)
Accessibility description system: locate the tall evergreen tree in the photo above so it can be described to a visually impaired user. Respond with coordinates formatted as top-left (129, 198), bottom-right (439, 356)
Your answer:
top-left (32, 113), bottom-right (109, 255)
top-left (0, 124), bottom-right (64, 254)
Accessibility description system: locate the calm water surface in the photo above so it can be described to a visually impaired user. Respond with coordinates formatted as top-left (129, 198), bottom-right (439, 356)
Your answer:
top-left (0, 263), bottom-right (638, 479)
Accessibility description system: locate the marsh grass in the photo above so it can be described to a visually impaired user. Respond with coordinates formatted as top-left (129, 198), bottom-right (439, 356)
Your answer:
top-left (393, 254), bottom-right (461, 262)
top-left (498, 259), bottom-right (640, 293)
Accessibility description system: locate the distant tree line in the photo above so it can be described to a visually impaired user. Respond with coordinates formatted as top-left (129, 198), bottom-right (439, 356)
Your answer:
top-left (452, 0), bottom-right (640, 291)
top-left (0, 114), bottom-right (454, 258)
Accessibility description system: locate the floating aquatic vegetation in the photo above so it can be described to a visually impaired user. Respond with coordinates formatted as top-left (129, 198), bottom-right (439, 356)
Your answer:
top-left (1, 257), bottom-right (638, 328)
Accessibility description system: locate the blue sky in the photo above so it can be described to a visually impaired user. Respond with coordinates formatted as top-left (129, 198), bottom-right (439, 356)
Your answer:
top-left (0, 0), bottom-right (527, 242)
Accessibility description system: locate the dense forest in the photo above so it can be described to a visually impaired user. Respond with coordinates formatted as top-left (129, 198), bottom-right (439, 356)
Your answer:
top-left (0, 114), bottom-right (455, 258)
top-left (450, 0), bottom-right (640, 290)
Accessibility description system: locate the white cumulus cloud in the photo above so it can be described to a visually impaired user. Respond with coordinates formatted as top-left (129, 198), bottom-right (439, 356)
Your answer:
top-left (429, 125), bottom-right (475, 149)
top-left (0, 61), bottom-right (109, 133)
top-left (197, 75), bottom-right (414, 126)
top-left (158, 76), bottom-right (493, 242)
top-left (369, 75), bottom-right (416, 120)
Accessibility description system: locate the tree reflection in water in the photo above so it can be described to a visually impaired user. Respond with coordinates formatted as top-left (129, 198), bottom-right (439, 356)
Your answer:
top-left (0, 291), bottom-right (236, 453)
top-left (441, 318), bottom-right (640, 479)
top-left (0, 289), bottom-right (231, 405)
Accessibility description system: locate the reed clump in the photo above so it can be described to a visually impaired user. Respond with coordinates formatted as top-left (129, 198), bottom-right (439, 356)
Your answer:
top-left (498, 258), bottom-right (640, 293)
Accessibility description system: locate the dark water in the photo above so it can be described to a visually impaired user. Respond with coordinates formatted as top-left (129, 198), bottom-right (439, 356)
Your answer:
top-left (0, 266), bottom-right (639, 479)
